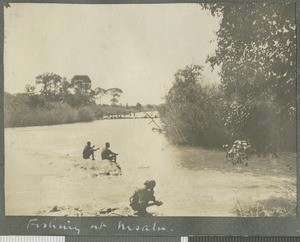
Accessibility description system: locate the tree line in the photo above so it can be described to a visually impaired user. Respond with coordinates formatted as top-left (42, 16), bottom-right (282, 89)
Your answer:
top-left (5, 73), bottom-right (159, 127)
top-left (24, 73), bottom-right (123, 108)
top-left (160, 3), bottom-right (296, 154)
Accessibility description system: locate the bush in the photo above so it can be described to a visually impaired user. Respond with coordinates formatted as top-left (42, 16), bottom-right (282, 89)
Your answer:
top-left (161, 65), bottom-right (228, 148)
top-left (5, 92), bottom-right (157, 127)
top-left (225, 140), bottom-right (256, 166)
top-left (4, 97), bottom-right (96, 127)
top-left (5, 103), bottom-right (79, 127)
top-left (160, 65), bottom-right (296, 153)
top-left (77, 106), bottom-right (95, 122)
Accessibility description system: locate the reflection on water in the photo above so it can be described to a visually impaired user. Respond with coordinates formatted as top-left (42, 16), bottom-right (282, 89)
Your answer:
top-left (5, 118), bottom-right (296, 216)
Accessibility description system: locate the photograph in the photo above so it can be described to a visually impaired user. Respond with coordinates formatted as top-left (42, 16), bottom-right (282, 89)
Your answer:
top-left (4, 2), bottom-right (296, 218)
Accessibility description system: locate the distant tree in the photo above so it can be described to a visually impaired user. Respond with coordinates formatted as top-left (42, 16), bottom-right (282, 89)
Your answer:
top-left (35, 73), bottom-right (62, 101)
top-left (94, 87), bottom-right (106, 104)
top-left (70, 75), bottom-right (95, 107)
top-left (146, 104), bottom-right (154, 109)
top-left (71, 75), bottom-right (93, 95)
top-left (106, 88), bottom-right (123, 106)
top-left (25, 84), bottom-right (44, 108)
top-left (25, 85), bottom-right (36, 96)
top-left (136, 102), bottom-right (142, 111)
top-left (58, 78), bottom-right (71, 101)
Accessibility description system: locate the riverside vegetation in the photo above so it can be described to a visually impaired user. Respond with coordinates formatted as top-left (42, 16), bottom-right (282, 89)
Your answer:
top-left (157, 3), bottom-right (296, 216)
top-left (4, 74), bottom-right (158, 127)
top-left (159, 3), bottom-right (296, 156)
top-left (4, 3), bottom-right (296, 218)
top-left (5, 3), bottom-right (295, 152)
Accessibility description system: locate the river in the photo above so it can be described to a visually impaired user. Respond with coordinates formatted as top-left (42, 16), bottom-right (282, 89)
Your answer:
top-left (5, 118), bottom-right (296, 216)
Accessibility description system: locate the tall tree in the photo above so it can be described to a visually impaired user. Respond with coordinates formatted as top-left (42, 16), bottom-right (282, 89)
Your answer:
top-left (203, 3), bottom-right (296, 151)
top-left (203, 3), bottom-right (296, 108)
top-left (58, 77), bottom-right (72, 102)
top-left (106, 88), bottom-right (123, 106)
top-left (71, 75), bottom-right (93, 95)
top-left (35, 73), bottom-right (62, 101)
top-left (136, 102), bottom-right (142, 111)
top-left (162, 65), bottom-right (227, 147)
top-left (70, 75), bottom-right (95, 106)
top-left (94, 87), bottom-right (106, 104)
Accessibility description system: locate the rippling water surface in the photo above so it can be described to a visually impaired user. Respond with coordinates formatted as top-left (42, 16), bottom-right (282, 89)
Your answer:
top-left (5, 118), bottom-right (296, 216)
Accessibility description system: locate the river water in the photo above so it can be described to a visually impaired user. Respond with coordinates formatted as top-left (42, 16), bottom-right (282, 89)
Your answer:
top-left (5, 118), bottom-right (296, 216)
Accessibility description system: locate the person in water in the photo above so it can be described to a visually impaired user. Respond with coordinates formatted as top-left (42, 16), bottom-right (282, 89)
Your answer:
top-left (82, 141), bottom-right (99, 160)
top-left (101, 142), bottom-right (118, 162)
top-left (129, 180), bottom-right (163, 216)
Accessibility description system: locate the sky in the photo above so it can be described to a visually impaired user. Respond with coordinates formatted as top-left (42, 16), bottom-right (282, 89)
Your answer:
top-left (4, 3), bottom-right (221, 105)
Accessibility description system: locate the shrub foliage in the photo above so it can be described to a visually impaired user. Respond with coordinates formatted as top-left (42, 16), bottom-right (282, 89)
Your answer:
top-left (161, 3), bottom-right (296, 153)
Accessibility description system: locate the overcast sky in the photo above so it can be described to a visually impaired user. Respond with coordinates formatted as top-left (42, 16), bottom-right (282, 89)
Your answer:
top-left (4, 3), bottom-right (221, 105)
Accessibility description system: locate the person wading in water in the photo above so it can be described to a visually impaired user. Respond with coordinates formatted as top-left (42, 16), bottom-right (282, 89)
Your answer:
top-left (82, 141), bottom-right (99, 160)
top-left (129, 180), bottom-right (163, 216)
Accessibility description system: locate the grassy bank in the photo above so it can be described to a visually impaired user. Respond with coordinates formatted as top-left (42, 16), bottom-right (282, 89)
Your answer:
top-left (5, 103), bottom-right (95, 127)
top-left (4, 93), bottom-right (158, 127)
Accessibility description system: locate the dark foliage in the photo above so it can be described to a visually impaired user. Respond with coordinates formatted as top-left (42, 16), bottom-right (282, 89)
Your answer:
top-left (161, 3), bottom-right (296, 152)
top-left (161, 65), bottom-right (227, 147)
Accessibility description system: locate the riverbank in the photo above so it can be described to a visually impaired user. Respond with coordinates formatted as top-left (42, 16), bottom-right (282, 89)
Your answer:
top-left (5, 93), bottom-right (159, 127)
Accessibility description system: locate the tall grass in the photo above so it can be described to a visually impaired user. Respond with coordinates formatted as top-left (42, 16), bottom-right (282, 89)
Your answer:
top-left (77, 106), bottom-right (95, 122)
top-left (162, 84), bottom-right (228, 148)
top-left (234, 194), bottom-right (296, 217)
top-left (5, 102), bottom-right (95, 127)
top-left (160, 65), bottom-right (296, 152)
top-left (4, 92), bottom-right (156, 128)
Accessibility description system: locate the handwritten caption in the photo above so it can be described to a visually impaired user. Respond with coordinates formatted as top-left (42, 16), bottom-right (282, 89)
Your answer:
top-left (26, 219), bottom-right (173, 235)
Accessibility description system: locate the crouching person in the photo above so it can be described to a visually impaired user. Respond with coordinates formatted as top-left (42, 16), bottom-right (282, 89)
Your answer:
top-left (129, 180), bottom-right (163, 216)
top-left (83, 141), bottom-right (99, 160)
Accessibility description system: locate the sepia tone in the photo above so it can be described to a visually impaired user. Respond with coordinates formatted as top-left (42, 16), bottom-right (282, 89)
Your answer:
top-left (4, 3), bottom-right (296, 217)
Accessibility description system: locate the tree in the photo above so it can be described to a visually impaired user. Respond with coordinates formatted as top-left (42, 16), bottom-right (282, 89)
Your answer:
top-left (106, 88), bottom-right (123, 106)
top-left (24, 84), bottom-right (44, 108)
top-left (35, 73), bottom-right (62, 101)
top-left (145, 104), bottom-right (155, 110)
top-left (94, 87), bottom-right (106, 104)
top-left (136, 102), bottom-right (142, 111)
top-left (58, 78), bottom-right (71, 100)
top-left (203, 3), bottom-right (295, 106)
top-left (70, 75), bottom-right (95, 107)
top-left (162, 65), bottom-right (227, 147)
top-left (71, 75), bottom-right (93, 95)
top-left (203, 3), bottom-right (296, 151)
top-left (25, 84), bottom-right (36, 96)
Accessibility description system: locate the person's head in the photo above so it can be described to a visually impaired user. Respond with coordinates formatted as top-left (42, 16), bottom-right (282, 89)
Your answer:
top-left (87, 141), bottom-right (91, 146)
top-left (105, 142), bottom-right (110, 148)
top-left (144, 180), bottom-right (156, 190)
